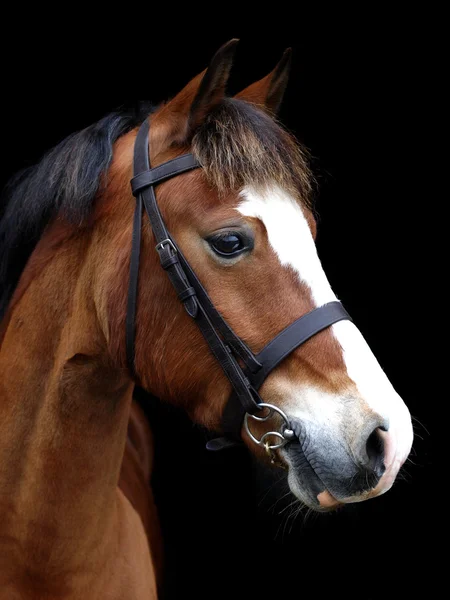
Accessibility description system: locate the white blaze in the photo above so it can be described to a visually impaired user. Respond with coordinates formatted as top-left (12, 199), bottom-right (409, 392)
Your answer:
top-left (238, 185), bottom-right (413, 485)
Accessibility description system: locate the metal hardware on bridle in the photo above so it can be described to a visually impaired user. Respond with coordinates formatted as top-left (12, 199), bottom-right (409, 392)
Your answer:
top-left (126, 117), bottom-right (353, 454)
top-left (244, 403), bottom-right (295, 453)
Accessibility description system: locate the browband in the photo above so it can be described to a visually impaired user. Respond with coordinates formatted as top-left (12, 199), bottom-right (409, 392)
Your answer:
top-left (126, 118), bottom-right (352, 443)
top-left (131, 154), bottom-right (200, 195)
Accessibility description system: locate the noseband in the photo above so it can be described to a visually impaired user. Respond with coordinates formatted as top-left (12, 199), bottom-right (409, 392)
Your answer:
top-left (126, 118), bottom-right (352, 452)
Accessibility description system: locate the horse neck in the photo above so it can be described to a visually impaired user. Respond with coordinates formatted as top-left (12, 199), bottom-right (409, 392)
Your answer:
top-left (0, 215), bottom-right (134, 583)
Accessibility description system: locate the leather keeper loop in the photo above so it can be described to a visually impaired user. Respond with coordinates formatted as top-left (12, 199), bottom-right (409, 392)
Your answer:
top-left (160, 254), bottom-right (179, 270)
top-left (178, 287), bottom-right (196, 303)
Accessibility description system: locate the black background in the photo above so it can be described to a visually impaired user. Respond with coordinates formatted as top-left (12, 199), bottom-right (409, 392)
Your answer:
top-left (1, 19), bottom-right (435, 600)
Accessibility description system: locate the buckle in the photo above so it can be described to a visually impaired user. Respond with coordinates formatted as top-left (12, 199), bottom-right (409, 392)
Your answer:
top-left (155, 238), bottom-right (177, 254)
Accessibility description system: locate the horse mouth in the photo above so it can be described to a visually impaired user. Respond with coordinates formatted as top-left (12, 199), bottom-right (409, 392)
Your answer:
top-left (282, 440), bottom-right (342, 511)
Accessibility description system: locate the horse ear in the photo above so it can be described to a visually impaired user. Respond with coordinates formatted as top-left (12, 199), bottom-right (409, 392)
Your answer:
top-left (155, 39), bottom-right (238, 145)
top-left (188, 38), bottom-right (239, 133)
top-left (236, 48), bottom-right (292, 115)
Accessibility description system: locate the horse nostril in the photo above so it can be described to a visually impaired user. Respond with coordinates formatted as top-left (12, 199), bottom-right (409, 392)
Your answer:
top-left (365, 427), bottom-right (386, 476)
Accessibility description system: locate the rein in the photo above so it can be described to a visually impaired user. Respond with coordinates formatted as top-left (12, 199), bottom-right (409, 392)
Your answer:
top-left (126, 118), bottom-right (352, 452)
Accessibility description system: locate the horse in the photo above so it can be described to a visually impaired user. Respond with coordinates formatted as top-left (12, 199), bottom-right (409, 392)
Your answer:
top-left (0, 39), bottom-right (413, 599)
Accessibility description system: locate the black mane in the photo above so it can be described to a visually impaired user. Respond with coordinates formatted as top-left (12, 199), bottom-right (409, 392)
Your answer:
top-left (0, 103), bottom-right (154, 319)
top-left (0, 99), bottom-right (314, 322)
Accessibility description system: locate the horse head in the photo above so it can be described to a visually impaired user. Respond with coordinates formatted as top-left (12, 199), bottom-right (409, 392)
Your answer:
top-left (97, 41), bottom-right (413, 510)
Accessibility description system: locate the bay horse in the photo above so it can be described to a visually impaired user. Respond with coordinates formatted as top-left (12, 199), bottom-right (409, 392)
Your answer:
top-left (0, 40), bottom-right (413, 599)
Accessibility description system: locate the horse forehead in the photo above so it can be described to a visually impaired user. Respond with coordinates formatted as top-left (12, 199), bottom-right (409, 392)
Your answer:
top-left (237, 185), bottom-right (334, 306)
top-left (237, 184), bottom-right (316, 244)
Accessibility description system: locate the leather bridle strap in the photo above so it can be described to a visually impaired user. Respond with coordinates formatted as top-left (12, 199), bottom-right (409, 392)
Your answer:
top-left (173, 245), bottom-right (262, 374)
top-left (219, 301), bottom-right (351, 437)
top-left (128, 120), bottom-right (263, 414)
top-left (253, 301), bottom-right (350, 388)
top-left (126, 118), bottom-right (353, 442)
top-left (131, 154), bottom-right (202, 194)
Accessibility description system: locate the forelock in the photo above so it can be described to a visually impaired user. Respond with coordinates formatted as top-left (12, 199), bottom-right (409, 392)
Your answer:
top-left (191, 98), bottom-right (314, 208)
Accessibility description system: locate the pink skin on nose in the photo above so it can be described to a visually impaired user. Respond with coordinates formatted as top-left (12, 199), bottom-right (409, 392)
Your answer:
top-left (317, 490), bottom-right (341, 509)
top-left (317, 429), bottom-right (406, 508)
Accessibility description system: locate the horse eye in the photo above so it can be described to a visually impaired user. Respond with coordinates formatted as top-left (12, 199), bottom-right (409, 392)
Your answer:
top-left (208, 232), bottom-right (248, 257)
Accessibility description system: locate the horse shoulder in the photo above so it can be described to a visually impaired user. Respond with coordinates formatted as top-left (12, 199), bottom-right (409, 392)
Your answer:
top-left (118, 400), bottom-right (163, 589)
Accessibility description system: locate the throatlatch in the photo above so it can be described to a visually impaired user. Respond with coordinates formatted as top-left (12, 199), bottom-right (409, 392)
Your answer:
top-left (126, 118), bottom-right (352, 450)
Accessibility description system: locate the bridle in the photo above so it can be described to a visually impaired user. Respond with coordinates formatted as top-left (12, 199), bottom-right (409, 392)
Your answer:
top-left (126, 118), bottom-right (352, 456)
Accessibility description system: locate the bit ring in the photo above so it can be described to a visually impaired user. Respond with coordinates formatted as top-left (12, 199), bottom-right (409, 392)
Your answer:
top-left (244, 403), bottom-right (295, 450)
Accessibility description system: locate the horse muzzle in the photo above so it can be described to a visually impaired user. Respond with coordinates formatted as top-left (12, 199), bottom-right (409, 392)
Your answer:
top-left (279, 417), bottom-right (408, 510)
